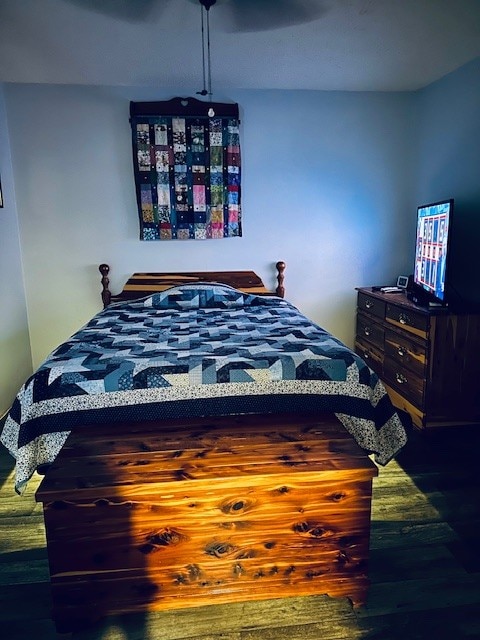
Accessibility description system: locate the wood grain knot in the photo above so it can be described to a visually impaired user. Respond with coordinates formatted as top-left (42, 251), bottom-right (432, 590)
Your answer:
top-left (275, 486), bottom-right (290, 494)
top-left (327, 491), bottom-right (347, 502)
top-left (232, 562), bottom-right (246, 577)
top-left (138, 527), bottom-right (187, 554)
top-left (219, 497), bottom-right (255, 515)
top-left (118, 458), bottom-right (149, 467)
top-left (336, 550), bottom-right (350, 565)
top-left (253, 569), bottom-right (266, 579)
top-left (173, 573), bottom-right (189, 585)
top-left (295, 444), bottom-right (311, 452)
top-left (187, 564), bottom-right (202, 580)
top-left (293, 521), bottom-right (334, 538)
top-left (305, 569), bottom-right (324, 579)
top-left (205, 541), bottom-right (238, 558)
top-left (218, 521), bottom-right (251, 530)
top-left (172, 564), bottom-right (204, 585)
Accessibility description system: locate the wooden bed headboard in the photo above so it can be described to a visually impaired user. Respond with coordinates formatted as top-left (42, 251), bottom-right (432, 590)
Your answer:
top-left (99, 262), bottom-right (286, 308)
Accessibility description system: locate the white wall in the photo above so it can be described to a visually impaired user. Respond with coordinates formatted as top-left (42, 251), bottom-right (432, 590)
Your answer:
top-left (0, 86), bottom-right (32, 415)
top-left (4, 84), bottom-right (415, 369)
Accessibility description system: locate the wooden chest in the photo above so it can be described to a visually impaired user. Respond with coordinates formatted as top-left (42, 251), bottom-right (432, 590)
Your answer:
top-left (35, 413), bottom-right (378, 633)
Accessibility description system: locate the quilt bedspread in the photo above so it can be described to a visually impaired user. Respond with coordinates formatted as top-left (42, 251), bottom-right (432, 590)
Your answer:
top-left (1, 284), bottom-right (407, 492)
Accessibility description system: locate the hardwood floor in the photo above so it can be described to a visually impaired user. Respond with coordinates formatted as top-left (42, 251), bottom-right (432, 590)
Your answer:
top-left (1, 425), bottom-right (479, 639)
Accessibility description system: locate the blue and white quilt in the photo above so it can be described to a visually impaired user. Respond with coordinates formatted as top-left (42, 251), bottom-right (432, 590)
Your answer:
top-left (1, 283), bottom-right (407, 493)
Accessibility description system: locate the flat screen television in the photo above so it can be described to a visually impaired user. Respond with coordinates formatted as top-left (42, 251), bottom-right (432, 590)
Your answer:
top-left (413, 198), bottom-right (454, 305)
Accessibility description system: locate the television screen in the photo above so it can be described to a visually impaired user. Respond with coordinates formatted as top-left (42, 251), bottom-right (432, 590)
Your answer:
top-left (413, 199), bottom-right (453, 304)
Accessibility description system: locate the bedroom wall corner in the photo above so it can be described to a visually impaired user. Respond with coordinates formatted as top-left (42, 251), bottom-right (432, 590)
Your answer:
top-left (414, 56), bottom-right (480, 309)
top-left (0, 84), bottom-right (33, 416)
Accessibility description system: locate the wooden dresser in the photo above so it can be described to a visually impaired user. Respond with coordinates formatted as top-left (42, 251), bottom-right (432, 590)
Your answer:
top-left (355, 288), bottom-right (480, 430)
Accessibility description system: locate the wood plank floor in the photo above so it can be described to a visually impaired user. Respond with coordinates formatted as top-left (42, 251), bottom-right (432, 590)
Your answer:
top-left (1, 425), bottom-right (479, 639)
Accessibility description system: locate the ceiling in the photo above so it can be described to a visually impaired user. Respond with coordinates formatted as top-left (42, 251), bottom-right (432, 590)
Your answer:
top-left (0, 0), bottom-right (479, 92)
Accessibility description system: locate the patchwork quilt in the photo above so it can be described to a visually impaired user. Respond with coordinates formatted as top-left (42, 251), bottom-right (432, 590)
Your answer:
top-left (1, 284), bottom-right (407, 493)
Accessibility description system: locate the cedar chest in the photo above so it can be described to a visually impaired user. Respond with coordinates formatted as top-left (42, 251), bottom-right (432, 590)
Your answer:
top-left (35, 413), bottom-right (378, 633)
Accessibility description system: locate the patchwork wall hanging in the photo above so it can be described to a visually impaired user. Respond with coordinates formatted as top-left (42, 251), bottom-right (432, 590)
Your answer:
top-left (130, 98), bottom-right (241, 241)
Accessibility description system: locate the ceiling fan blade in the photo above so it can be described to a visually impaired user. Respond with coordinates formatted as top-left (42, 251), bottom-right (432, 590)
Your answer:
top-left (64, 0), bottom-right (162, 22)
top-left (228, 0), bottom-right (326, 32)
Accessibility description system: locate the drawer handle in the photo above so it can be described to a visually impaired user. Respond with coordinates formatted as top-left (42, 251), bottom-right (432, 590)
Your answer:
top-left (363, 351), bottom-right (370, 359)
top-left (398, 313), bottom-right (411, 325)
top-left (363, 326), bottom-right (371, 336)
top-left (397, 346), bottom-right (406, 357)
top-left (395, 372), bottom-right (408, 384)
top-left (365, 300), bottom-right (374, 309)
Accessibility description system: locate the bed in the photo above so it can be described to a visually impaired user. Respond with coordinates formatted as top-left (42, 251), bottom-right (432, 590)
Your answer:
top-left (0, 262), bottom-right (407, 633)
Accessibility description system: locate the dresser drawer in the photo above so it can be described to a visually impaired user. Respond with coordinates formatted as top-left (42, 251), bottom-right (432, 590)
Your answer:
top-left (356, 286), bottom-right (480, 430)
top-left (385, 303), bottom-right (429, 338)
top-left (355, 338), bottom-right (383, 376)
top-left (357, 292), bottom-right (386, 319)
top-left (383, 359), bottom-right (425, 409)
top-left (356, 314), bottom-right (384, 350)
top-left (384, 330), bottom-right (426, 379)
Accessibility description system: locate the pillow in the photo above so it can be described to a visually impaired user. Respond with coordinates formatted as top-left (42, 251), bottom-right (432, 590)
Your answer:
top-left (143, 283), bottom-right (258, 310)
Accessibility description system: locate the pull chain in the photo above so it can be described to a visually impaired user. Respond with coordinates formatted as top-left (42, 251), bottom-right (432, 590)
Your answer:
top-left (198, 5), bottom-right (207, 96)
top-left (197, 0), bottom-right (215, 108)
top-left (206, 7), bottom-right (212, 99)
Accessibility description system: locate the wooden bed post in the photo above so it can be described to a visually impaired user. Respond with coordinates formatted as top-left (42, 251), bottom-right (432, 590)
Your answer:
top-left (99, 264), bottom-right (111, 308)
top-left (276, 261), bottom-right (286, 298)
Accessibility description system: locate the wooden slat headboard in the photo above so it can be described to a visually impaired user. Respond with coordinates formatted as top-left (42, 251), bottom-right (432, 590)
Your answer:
top-left (99, 262), bottom-right (286, 308)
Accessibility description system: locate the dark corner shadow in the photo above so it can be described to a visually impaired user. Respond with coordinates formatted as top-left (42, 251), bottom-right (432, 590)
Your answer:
top-left (35, 424), bottom-right (151, 639)
top-left (392, 419), bottom-right (480, 574)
